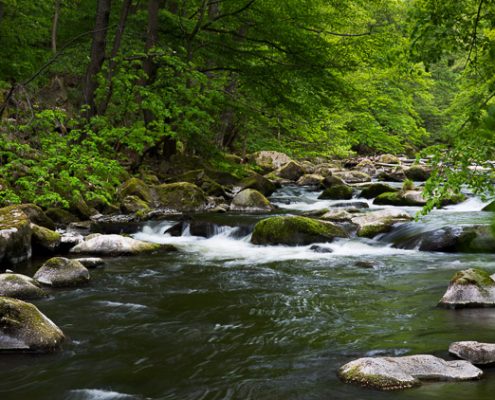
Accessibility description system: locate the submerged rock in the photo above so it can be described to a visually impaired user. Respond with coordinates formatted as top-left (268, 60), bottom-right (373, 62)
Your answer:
top-left (230, 189), bottom-right (274, 212)
top-left (34, 257), bottom-right (90, 287)
top-left (155, 182), bottom-right (208, 212)
top-left (0, 296), bottom-right (65, 352)
top-left (0, 273), bottom-right (46, 300)
top-left (449, 341), bottom-right (495, 365)
top-left (251, 216), bottom-right (347, 246)
top-left (338, 355), bottom-right (482, 390)
top-left (351, 209), bottom-right (412, 238)
top-left (0, 205), bottom-right (32, 266)
top-left (70, 234), bottom-right (168, 256)
top-left (318, 185), bottom-right (353, 200)
top-left (439, 268), bottom-right (495, 308)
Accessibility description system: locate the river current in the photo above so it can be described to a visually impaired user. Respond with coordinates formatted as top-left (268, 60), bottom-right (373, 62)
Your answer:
top-left (3, 184), bottom-right (495, 400)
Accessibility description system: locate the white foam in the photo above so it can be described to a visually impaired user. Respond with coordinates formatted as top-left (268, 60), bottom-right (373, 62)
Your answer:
top-left (443, 196), bottom-right (490, 212)
top-left (68, 389), bottom-right (137, 400)
top-left (96, 301), bottom-right (148, 311)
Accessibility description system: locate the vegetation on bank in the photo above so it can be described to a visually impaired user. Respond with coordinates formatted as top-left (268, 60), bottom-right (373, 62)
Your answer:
top-left (0, 0), bottom-right (494, 210)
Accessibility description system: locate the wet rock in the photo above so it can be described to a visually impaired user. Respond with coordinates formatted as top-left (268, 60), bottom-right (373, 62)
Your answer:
top-left (404, 165), bottom-right (431, 181)
top-left (89, 214), bottom-right (141, 235)
top-left (322, 175), bottom-right (346, 189)
top-left (360, 183), bottom-right (398, 199)
top-left (230, 189), bottom-right (273, 212)
top-left (332, 201), bottom-right (369, 209)
top-left (155, 182), bottom-right (208, 212)
top-left (45, 207), bottom-right (79, 225)
top-left (119, 177), bottom-right (152, 203)
top-left (17, 204), bottom-right (55, 230)
top-left (320, 209), bottom-right (353, 222)
top-left (276, 161), bottom-right (305, 181)
top-left (75, 257), bottom-right (105, 268)
top-left (0, 297), bottom-right (65, 352)
top-left (252, 151), bottom-right (292, 171)
top-left (354, 260), bottom-right (378, 269)
top-left (251, 216), bottom-right (348, 246)
top-left (58, 232), bottom-right (84, 253)
top-left (34, 257), bottom-right (90, 287)
top-left (378, 154), bottom-right (401, 164)
top-left (309, 245), bottom-right (333, 253)
top-left (0, 205), bottom-right (32, 266)
top-left (318, 185), bottom-right (353, 200)
top-left (351, 209), bottom-right (412, 238)
top-left (200, 178), bottom-right (227, 198)
top-left (121, 195), bottom-right (150, 215)
top-left (333, 170), bottom-right (371, 184)
top-left (439, 268), bottom-right (495, 308)
top-left (240, 174), bottom-right (277, 197)
top-left (31, 223), bottom-right (61, 255)
top-left (354, 159), bottom-right (377, 176)
top-left (0, 273), bottom-right (46, 300)
top-left (296, 174), bottom-right (325, 188)
top-left (338, 355), bottom-right (482, 390)
top-left (449, 341), bottom-right (495, 365)
top-left (374, 190), bottom-right (425, 206)
top-left (70, 234), bottom-right (169, 256)
top-left (377, 166), bottom-right (407, 182)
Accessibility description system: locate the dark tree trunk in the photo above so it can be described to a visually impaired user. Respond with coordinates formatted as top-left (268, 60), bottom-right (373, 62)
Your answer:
top-left (83, 0), bottom-right (112, 119)
top-left (51, 0), bottom-right (61, 55)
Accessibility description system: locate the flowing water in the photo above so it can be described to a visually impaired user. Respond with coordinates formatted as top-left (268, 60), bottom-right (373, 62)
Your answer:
top-left (3, 185), bottom-right (495, 400)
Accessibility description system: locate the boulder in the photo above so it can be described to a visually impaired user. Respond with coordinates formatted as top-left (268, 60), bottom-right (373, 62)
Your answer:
top-left (313, 164), bottom-right (334, 178)
top-left (200, 178), bottom-right (227, 197)
top-left (0, 273), bottom-right (46, 300)
top-left (449, 341), bottom-right (495, 365)
top-left (34, 257), bottom-right (90, 287)
top-left (318, 185), bottom-right (353, 200)
top-left (333, 170), bottom-right (371, 184)
top-left (240, 174), bottom-right (277, 197)
top-left (45, 207), bottom-right (79, 225)
top-left (322, 175), bottom-right (346, 189)
top-left (360, 183), bottom-right (398, 199)
top-left (75, 257), bottom-right (105, 268)
top-left (338, 355), bottom-right (482, 390)
top-left (230, 189), bottom-right (273, 212)
top-left (438, 268), bottom-right (495, 308)
top-left (252, 151), bottom-right (292, 171)
top-left (378, 154), bottom-right (401, 164)
top-left (296, 174), bottom-right (325, 187)
top-left (377, 166), bottom-right (407, 182)
top-left (120, 195), bottom-right (150, 215)
top-left (276, 161), bottom-right (305, 181)
top-left (70, 234), bottom-right (168, 256)
top-left (119, 177), bottom-right (152, 203)
top-left (251, 216), bottom-right (348, 246)
top-left (354, 158), bottom-right (376, 176)
top-left (300, 161), bottom-right (316, 174)
top-left (404, 165), bottom-right (432, 181)
top-left (0, 297), bottom-right (65, 352)
top-left (352, 209), bottom-right (412, 238)
top-left (374, 191), bottom-right (425, 206)
top-left (0, 205), bottom-right (32, 266)
top-left (402, 190), bottom-right (427, 206)
top-left (17, 204), bottom-right (55, 230)
top-left (320, 209), bottom-right (353, 222)
top-left (155, 182), bottom-right (208, 212)
top-left (31, 223), bottom-right (61, 254)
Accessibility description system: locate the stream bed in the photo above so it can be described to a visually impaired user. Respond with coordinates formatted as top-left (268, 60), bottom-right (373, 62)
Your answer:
top-left (3, 185), bottom-right (495, 400)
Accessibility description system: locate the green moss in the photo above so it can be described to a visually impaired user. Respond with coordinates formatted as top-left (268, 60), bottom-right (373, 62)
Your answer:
top-left (360, 183), bottom-right (398, 199)
top-left (339, 365), bottom-right (417, 391)
top-left (402, 179), bottom-right (415, 191)
top-left (374, 191), bottom-right (408, 206)
top-left (318, 185), bottom-right (353, 200)
top-left (31, 224), bottom-right (60, 243)
top-left (232, 189), bottom-right (272, 210)
top-left (155, 182), bottom-right (207, 212)
top-left (405, 165), bottom-right (431, 181)
top-left (358, 223), bottom-right (391, 238)
top-left (451, 268), bottom-right (495, 287)
top-left (0, 205), bottom-right (30, 230)
top-left (483, 200), bottom-right (495, 212)
top-left (251, 216), bottom-right (347, 245)
top-left (240, 174), bottom-right (277, 196)
top-left (119, 178), bottom-right (152, 203)
top-left (45, 207), bottom-right (79, 225)
top-left (121, 195), bottom-right (150, 214)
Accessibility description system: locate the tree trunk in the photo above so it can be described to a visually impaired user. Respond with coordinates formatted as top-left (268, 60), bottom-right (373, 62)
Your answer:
top-left (83, 0), bottom-right (112, 119)
top-left (51, 0), bottom-right (61, 55)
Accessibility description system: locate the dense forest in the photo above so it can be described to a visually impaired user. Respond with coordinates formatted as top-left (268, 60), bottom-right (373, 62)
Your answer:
top-left (0, 0), bottom-right (494, 209)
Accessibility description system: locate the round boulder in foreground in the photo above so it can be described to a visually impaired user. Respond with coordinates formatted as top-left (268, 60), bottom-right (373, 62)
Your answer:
top-left (34, 257), bottom-right (90, 287)
top-left (0, 296), bottom-right (65, 352)
top-left (0, 273), bottom-right (47, 300)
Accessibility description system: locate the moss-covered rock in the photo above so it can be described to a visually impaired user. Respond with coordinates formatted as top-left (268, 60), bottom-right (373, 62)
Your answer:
top-left (34, 257), bottom-right (90, 288)
top-left (70, 234), bottom-right (170, 256)
top-left (18, 204), bottom-right (55, 230)
top-left (45, 207), bottom-right (79, 225)
top-left (296, 174), bottom-right (325, 187)
top-left (69, 194), bottom-right (98, 219)
top-left (119, 177), bottom-right (152, 203)
top-left (240, 174), bottom-right (277, 197)
top-left (200, 178), bottom-right (227, 197)
top-left (438, 268), bottom-right (495, 308)
top-left (318, 185), bottom-right (353, 200)
top-left (155, 182), bottom-right (208, 212)
top-left (0, 273), bottom-right (47, 300)
top-left (377, 166), bottom-right (407, 182)
top-left (404, 165), bottom-right (431, 181)
top-left (252, 151), bottom-right (292, 171)
top-left (0, 205), bottom-right (32, 266)
top-left (483, 200), bottom-right (495, 211)
top-left (251, 216), bottom-right (348, 245)
top-left (276, 161), bottom-right (305, 181)
top-left (120, 195), bottom-right (150, 215)
top-left (230, 189), bottom-right (273, 212)
top-left (321, 175), bottom-right (345, 189)
top-left (373, 191), bottom-right (425, 206)
top-left (360, 183), bottom-right (398, 199)
top-left (31, 223), bottom-right (61, 255)
top-left (378, 154), bottom-right (401, 164)
top-left (351, 209), bottom-right (412, 238)
top-left (333, 170), bottom-right (371, 184)
top-left (0, 297), bottom-right (65, 352)
top-left (355, 158), bottom-right (377, 176)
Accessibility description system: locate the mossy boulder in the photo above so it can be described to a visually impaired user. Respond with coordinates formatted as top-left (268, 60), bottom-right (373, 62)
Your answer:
top-left (121, 195), bottom-right (150, 215)
top-left (276, 161), bottom-right (305, 181)
top-left (119, 177), bottom-right (152, 203)
top-left (70, 234), bottom-right (169, 256)
top-left (351, 209), bottom-right (412, 238)
top-left (69, 194), bottom-right (98, 219)
top-left (378, 154), bottom-right (401, 164)
top-left (360, 183), bottom-right (398, 199)
top-left (321, 175), bottom-right (345, 188)
top-left (31, 223), bottom-right (61, 255)
top-left (338, 355), bottom-right (482, 391)
top-left (18, 204), bottom-right (55, 230)
top-left (377, 166), bottom-right (407, 182)
top-left (439, 268), bottom-right (495, 308)
top-left (0, 205), bottom-right (32, 266)
top-left (34, 257), bottom-right (90, 288)
top-left (230, 189), bottom-right (273, 212)
top-left (404, 165), bottom-right (431, 181)
top-left (251, 216), bottom-right (348, 246)
top-left (45, 207), bottom-right (79, 225)
top-left (374, 191), bottom-right (425, 206)
top-left (318, 185), bottom-right (353, 200)
top-left (155, 182), bottom-right (208, 212)
top-left (240, 174), bottom-right (277, 197)
top-left (296, 174), bottom-right (325, 187)
top-left (355, 158), bottom-right (377, 176)
top-left (200, 178), bottom-right (227, 197)
top-left (0, 273), bottom-right (47, 300)
top-left (252, 151), bottom-right (292, 171)
top-left (0, 297), bottom-right (65, 352)
top-left (333, 170), bottom-right (371, 184)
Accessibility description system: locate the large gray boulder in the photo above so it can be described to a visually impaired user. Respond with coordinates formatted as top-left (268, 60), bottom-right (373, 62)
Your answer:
top-left (34, 257), bottom-right (90, 287)
top-left (155, 182), bottom-right (208, 212)
top-left (230, 189), bottom-right (273, 212)
top-left (0, 205), bottom-right (32, 265)
top-left (296, 174), bottom-right (325, 187)
top-left (338, 355), bottom-right (482, 390)
top-left (252, 151), bottom-right (292, 171)
top-left (276, 161), bottom-right (305, 181)
top-left (240, 174), bottom-right (277, 197)
top-left (439, 268), bottom-right (495, 308)
top-left (0, 273), bottom-right (46, 300)
top-left (70, 234), bottom-right (165, 256)
top-left (351, 209), bottom-right (412, 238)
top-left (449, 341), bottom-right (495, 365)
top-left (0, 296), bottom-right (65, 352)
